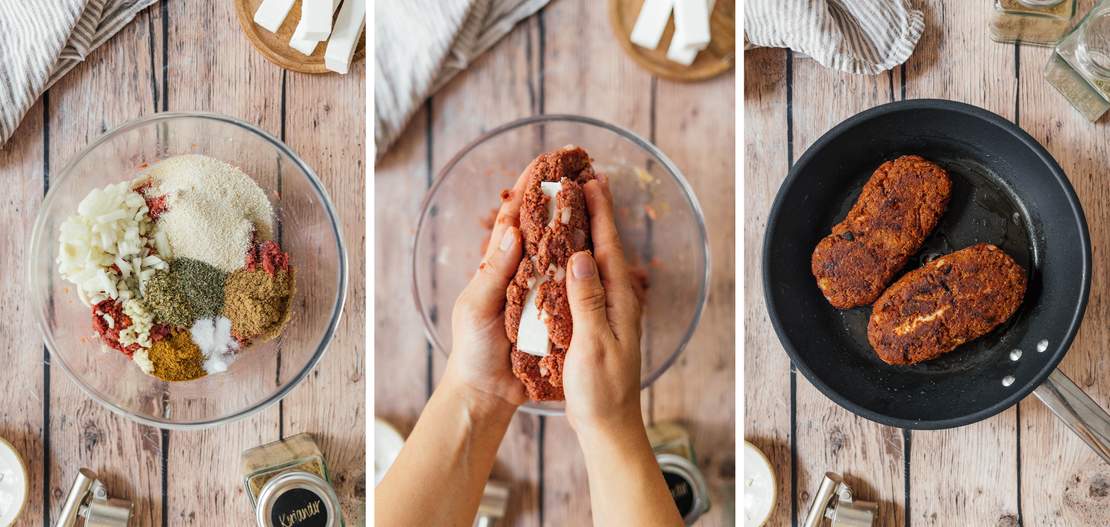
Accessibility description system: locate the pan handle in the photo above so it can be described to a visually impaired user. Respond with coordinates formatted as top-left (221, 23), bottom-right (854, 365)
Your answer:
top-left (1033, 369), bottom-right (1110, 464)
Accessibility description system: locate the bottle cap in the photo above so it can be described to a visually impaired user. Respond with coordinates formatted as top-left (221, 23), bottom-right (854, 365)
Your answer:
top-left (255, 471), bottom-right (342, 527)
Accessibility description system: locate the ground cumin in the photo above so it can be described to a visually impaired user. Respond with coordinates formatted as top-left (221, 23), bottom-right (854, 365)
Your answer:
top-left (147, 330), bottom-right (206, 381)
top-left (223, 268), bottom-right (295, 342)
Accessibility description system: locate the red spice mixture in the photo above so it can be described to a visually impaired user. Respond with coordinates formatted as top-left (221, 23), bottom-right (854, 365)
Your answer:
top-left (132, 179), bottom-right (168, 220)
top-left (92, 300), bottom-right (139, 356)
top-left (245, 240), bottom-right (290, 275)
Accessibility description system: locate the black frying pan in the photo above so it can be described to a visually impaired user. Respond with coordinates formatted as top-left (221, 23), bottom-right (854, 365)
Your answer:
top-left (763, 99), bottom-right (1108, 459)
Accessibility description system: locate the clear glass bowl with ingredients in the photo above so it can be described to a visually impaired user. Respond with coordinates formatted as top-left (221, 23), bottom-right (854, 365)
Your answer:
top-left (29, 113), bottom-right (347, 429)
top-left (413, 115), bottom-right (710, 415)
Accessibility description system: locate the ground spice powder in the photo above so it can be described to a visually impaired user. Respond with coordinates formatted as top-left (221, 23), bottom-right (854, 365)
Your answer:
top-left (223, 268), bottom-right (295, 341)
top-left (146, 258), bottom-right (227, 327)
top-left (147, 330), bottom-right (206, 381)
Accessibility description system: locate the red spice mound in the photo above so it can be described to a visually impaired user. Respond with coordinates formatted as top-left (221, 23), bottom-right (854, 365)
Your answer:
top-left (133, 179), bottom-right (168, 220)
top-left (92, 300), bottom-right (140, 357)
top-left (150, 324), bottom-right (173, 343)
top-left (245, 240), bottom-right (290, 275)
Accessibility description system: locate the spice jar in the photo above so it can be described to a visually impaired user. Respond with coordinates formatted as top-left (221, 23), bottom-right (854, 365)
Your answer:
top-left (990, 0), bottom-right (1077, 46)
top-left (647, 422), bottom-right (710, 525)
top-left (242, 433), bottom-right (343, 527)
top-left (1046, 0), bottom-right (1110, 121)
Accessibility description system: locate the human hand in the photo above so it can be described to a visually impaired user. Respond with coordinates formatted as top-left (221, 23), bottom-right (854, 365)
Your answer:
top-left (563, 176), bottom-right (645, 437)
top-left (443, 172), bottom-right (530, 410)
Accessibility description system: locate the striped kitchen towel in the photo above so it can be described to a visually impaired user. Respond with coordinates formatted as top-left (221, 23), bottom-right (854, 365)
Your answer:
top-left (0, 0), bottom-right (155, 146)
top-left (745, 0), bottom-right (924, 75)
top-left (375, 0), bottom-right (550, 160)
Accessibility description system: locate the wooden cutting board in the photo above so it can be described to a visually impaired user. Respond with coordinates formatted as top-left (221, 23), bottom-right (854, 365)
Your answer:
top-left (609, 0), bottom-right (735, 82)
top-left (234, 0), bottom-right (365, 74)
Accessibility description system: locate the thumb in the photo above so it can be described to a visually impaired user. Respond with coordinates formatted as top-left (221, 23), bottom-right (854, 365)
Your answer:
top-left (566, 251), bottom-right (609, 336)
top-left (463, 226), bottom-right (522, 314)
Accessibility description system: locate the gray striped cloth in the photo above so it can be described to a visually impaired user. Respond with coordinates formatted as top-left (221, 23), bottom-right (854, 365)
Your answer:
top-left (375, 0), bottom-right (550, 160)
top-left (745, 0), bottom-right (924, 75)
top-left (0, 0), bottom-right (155, 146)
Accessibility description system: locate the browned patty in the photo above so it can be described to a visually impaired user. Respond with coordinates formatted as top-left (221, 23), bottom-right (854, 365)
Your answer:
top-left (504, 146), bottom-right (595, 401)
top-left (812, 155), bottom-right (951, 308)
top-left (867, 243), bottom-right (1026, 365)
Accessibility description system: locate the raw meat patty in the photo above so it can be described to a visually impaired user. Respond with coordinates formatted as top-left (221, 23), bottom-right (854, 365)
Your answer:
top-left (504, 146), bottom-right (595, 401)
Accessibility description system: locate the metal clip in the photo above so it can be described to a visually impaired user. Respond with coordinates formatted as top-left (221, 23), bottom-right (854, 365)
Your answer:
top-left (801, 472), bottom-right (878, 527)
top-left (474, 480), bottom-right (510, 527)
top-left (55, 468), bottom-right (133, 527)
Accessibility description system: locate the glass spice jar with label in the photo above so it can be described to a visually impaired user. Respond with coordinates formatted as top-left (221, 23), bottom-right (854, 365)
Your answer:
top-left (242, 433), bottom-right (344, 527)
top-left (990, 0), bottom-right (1077, 46)
top-left (647, 421), bottom-right (710, 525)
top-left (1046, 0), bottom-right (1110, 121)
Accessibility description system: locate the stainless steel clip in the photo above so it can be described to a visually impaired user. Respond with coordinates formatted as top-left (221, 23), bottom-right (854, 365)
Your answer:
top-left (55, 468), bottom-right (133, 527)
top-left (801, 472), bottom-right (878, 527)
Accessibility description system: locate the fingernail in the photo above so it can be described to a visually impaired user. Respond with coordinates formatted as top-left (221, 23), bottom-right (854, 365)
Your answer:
top-left (572, 253), bottom-right (595, 279)
top-left (499, 228), bottom-right (516, 251)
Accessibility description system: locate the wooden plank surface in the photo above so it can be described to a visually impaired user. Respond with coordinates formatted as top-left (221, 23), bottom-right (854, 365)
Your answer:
top-left (372, 1), bottom-right (736, 525)
top-left (0, 3), bottom-right (365, 525)
top-left (44, 13), bottom-right (165, 526)
top-left (744, 0), bottom-right (1110, 524)
top-left (742, 47), bottom-right (792, 527)
top-left (1017, 1), bottom-right (1110, 525)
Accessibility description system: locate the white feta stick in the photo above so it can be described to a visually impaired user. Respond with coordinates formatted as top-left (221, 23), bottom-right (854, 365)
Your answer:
top-left (667, 0), bottom-right (716, 65)
top-left (299, 0), bottom-right (335, 41)
top-left (324, 0), bottom-right (365, 74)
top-left (515, 181), bottom-right (562, 356)
top-left (253, 0), bottom-right (296, 33)
top-left (630, 0), bottom-right (675, 50)
top-left (672, 0), bottom-right (710, 49)
top-left (290, 0), bottom-right (341, 55)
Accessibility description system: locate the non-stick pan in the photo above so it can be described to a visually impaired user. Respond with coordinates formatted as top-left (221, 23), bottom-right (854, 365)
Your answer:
top-left (763, 99), bottom-right (1109, 462)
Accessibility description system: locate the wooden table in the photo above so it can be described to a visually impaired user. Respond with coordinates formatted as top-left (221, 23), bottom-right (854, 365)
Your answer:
top-left (0, 3), bottom-right (365, 524)
top-left (375, 1), bottom-right (735, 524)
top-left (745, 1), bottom-right (1110, 525)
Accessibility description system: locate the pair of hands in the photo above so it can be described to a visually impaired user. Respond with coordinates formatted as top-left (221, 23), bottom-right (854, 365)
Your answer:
top-left (444, 171), bottom-right (643, 434)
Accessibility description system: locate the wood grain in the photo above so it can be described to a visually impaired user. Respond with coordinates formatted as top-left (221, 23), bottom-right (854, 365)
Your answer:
top-left (0, 102), bottom-right (47, 526)
top-left (745, 0), bottom-right (1110, 524)
top-left (164, 1), bottom-right (284, 523)
top-left (789, 55), bottom-right (908, 527)
top-left (373, 104), bottom-right (432, 439)
top-left (0, 1), bottom-right (364, 524)
top-left (903, 2), bottom-right (1021, 524)
top-left (233, 0), bottom-right (366, 75)
top-left (742, 47), bottom-right (792, 527)
top-left (283, 60), bottom-right (368, 525)
top-left (540, 0), bottom-right (655, 523)
top-left (429, 17), bottom-right (544, 526)
top-left (652, 71), bottom-right (736, 527)
top-left (1018, 1), bottom-right (1110, 523)
top-left (373, 1), bottom-right (736, 525)
top-left (44, 13), bottom-right (165, 526)
top-left (608, 0), bottom-right (736, 82)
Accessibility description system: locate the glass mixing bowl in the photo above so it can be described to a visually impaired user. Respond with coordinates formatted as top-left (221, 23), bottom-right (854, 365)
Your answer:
top-left (413, 115), bottom-right (709, 415)
top-left (29, 113), bottom-right (347, 429)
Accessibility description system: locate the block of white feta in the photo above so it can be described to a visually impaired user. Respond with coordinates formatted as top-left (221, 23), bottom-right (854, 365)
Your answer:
top-left (515, 181), bottom-right (562, 356)
top-left (630, 0), bottom-right (675, 50)
top-left (253, 0), bottom-right (296, 33)
top-left (289, 0), bottom-right (341, 55)
top-left (667, 0), bottom-right (715, 65)
top-left (324, 0), bottom-right (365, 74)
top-left (299, 0), bottom-right (335, 41)
top-left (672, 0), bottom-right (710, 49)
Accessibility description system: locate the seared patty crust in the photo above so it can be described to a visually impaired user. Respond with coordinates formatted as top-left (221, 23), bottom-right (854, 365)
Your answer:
top-left (812, 155), bottom-right (951, 308)
top-left (867, 243), bottom-right (1026, 365)
top-left (504, 146), bottom-right (595, 401)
